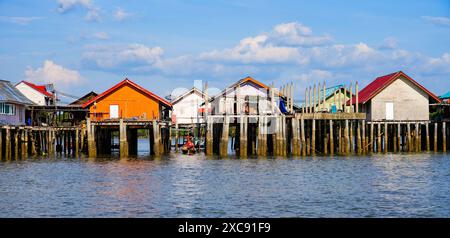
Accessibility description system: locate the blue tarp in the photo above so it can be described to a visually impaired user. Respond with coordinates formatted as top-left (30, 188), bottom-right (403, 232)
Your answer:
top-left (279, 100), bottom-right (288, 114)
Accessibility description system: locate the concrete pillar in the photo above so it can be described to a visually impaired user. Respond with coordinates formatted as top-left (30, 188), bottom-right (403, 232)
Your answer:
top-left (434, 122), bottom-right (438, 152)
top-left (206, 117), bottom-right (213, 156)
top-left (87, 118), bottom-right (97, 158)
top-left (220, 116), bottom-right (229, 157)
top-left (152, 120), bottom-right (161, 156)
top-left (240, 116), bottom-right (247, 157)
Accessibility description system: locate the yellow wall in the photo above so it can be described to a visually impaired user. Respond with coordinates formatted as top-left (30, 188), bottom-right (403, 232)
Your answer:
top-left (89, 84), bottom-right (160, 120)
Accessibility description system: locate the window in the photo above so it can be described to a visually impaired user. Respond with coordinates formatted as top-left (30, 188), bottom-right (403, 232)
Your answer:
top-left (0, 103), bottom-right (16, 115)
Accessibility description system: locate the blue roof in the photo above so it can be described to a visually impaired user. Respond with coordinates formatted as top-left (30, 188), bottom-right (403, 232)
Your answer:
top-left (440, 91), bottom-right (450, 99)
top-left (324, 84), bottom-right (345, 99)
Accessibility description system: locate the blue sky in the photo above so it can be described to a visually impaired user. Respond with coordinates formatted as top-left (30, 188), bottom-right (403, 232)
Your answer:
top-left (1, 0), bottom-right (449, 101)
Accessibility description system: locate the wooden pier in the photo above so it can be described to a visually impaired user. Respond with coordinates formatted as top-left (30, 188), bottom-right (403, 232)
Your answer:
top-left (0, 125), bottom-right (85, 160)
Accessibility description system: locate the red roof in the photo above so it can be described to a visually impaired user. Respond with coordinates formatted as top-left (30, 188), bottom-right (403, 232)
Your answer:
top-left (82, 78), bottom-right (172, 108)
top-left (349, 71), bottom-right (441, 105)
top-left (20, 81), bottom-right (53, 97)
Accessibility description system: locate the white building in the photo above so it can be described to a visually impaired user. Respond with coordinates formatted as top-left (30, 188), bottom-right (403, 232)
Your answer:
top-left (15, 81), bottom-right (54, 106)
top-left (209, 76), bottom-right (281, 115)
top-left (351, 71), bottom-right (441, 121)
top-left (171, 87), bottom-right (207, 125)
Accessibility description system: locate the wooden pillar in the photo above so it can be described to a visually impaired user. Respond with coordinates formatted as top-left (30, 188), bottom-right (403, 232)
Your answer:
top-left (329, 120), bottom-right (334, 155)
top-left (6, 128), bottom-right (11, 160)
top-left (377, 123), bottom-right (381, 153)
top-left (14, 129), bottom-right (19, 159)
top-left (75, 128), bottom-right (79, 157)
top-left (220, 116), bottom-right (229, 157)
top-left (357, 121), bottom-right (362, 154)
top-left (370, 123), bottom-right (374, 153)
top-left (397, 123), bottom-right (401, 152)
top-left (344, 119), bottom-right (349, 155)
top-left (426, 122), bottom-right (430, 151)
top-left (393, 124), bottom-right (397, 153)
top-left (415, 123), bottom-right (419, 153)
top-left (0, 129), bottom-right (2, 160)
top-left (434, 122), bottom-right (438, 152)
top-left (384, 122), bottom-right (388, 153)
top-left (338, 123), bottom-right (342, 154)
top-left (31, 130), bottom-right (36, 156)
top-left (443, 122), bottom-right (447, 152)
top-left (349, 121), bottom-right (353, 153)
top-left (418, 123), bottom-right (422, 153)
top-left (301, 118), bottom-right (306, 156)
top-left (355, 82), bottom-right (359, 113)
top-left (80, 128), bottom-right (85, 153)
top-left (21, 129), bottom-right (26, 158)
top-left (311, 119), bottom-right (316, 156)
top-left (407, 123), bottom-right (412, 152)
top-left (361, 120), bottom-right (366, 154)
top-left (175, 123), bottom-right (179, 152)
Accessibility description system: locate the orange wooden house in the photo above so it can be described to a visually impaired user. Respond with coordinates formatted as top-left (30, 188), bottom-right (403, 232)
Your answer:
top-left (82, 78), bottom-right (172, 121)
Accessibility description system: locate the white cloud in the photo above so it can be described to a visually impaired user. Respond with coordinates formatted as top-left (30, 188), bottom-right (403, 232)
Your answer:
top-left (56, 0), bottom-right (92, 13)
top-left (92, 31), bottom-right (109, 40)
top-left (199, 22), bottom-right (332, 64)
top-left (114, 8), bottom-right (133, 22)
top-left (422, 53), bottom-right (450, 73)
top-left (294, 70), bottom-right (334, 82)
top-left (56, 0), bottom-right (101, 22)
top-left (379, 37), bottom-right (398, 50)
top-left (82, 43), bottom-right (163, 69)
top-left (199, 35), bottom-right (306, 64)
top-left (25, 60), bottom-right (83, 87)
top-left (0, 16), bottom-right (43, 25)
top-left (422, 16), bottom-right (450, 27)
top-left (270, 22), bottom-right (332, 46)
top-left (85, 7), bottom-right (100, 22)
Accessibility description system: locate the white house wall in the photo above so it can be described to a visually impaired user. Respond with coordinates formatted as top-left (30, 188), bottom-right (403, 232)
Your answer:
top-left (211, 84), bottom-right (275, 115)
top-left (369, 76), bottom-right (430, 121)
top-left (172, 92), bottom-right (205, 124)
top-left (15, 82), bottom-right (46, 105)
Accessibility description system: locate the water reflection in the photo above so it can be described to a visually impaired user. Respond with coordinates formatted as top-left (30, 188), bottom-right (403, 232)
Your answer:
top-left (1, 143), bottom-right (450, 217)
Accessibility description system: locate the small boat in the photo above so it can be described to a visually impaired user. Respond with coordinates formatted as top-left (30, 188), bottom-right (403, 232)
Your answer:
top-left (181, 135), bottom-right (196, 155)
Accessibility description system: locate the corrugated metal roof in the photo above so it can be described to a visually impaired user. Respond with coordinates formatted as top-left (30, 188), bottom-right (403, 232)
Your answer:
top-left (350, 71), bottom-right (441, 104)
top-left (440, 91), bottom-right (450, 99)
top-left (0, 80), bottom-right (34, 105)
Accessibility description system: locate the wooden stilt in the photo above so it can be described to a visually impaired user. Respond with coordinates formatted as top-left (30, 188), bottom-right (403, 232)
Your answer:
top-left (426, 122), bottom-right (430, 151)
top-left (377, 123), bottom-right (381, 153)
top-left (384, 122), bottom-right (388, 153)
top-left (408, 123), bottom-right (412, 152)
top-left (370, 123), bottom-right (374, 153)
top-left (443, 122), bottom-right (447, 152)
top-left (329, 120), bottom-right (334, 155)
top-left (301, 118), bottom-right (306, 156)
top-left (311, 119), bottom-right (316, 156)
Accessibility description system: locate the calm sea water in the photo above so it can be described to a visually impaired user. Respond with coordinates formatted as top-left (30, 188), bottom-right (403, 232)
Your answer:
top-left (1, 139), bottom-right (450, 218)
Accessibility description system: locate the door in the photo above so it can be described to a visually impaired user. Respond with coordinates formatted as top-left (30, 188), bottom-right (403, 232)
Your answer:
top-left (110, 105), bottom-right (119, 119)
top-left (385, 102), bottom-right (394, 120)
